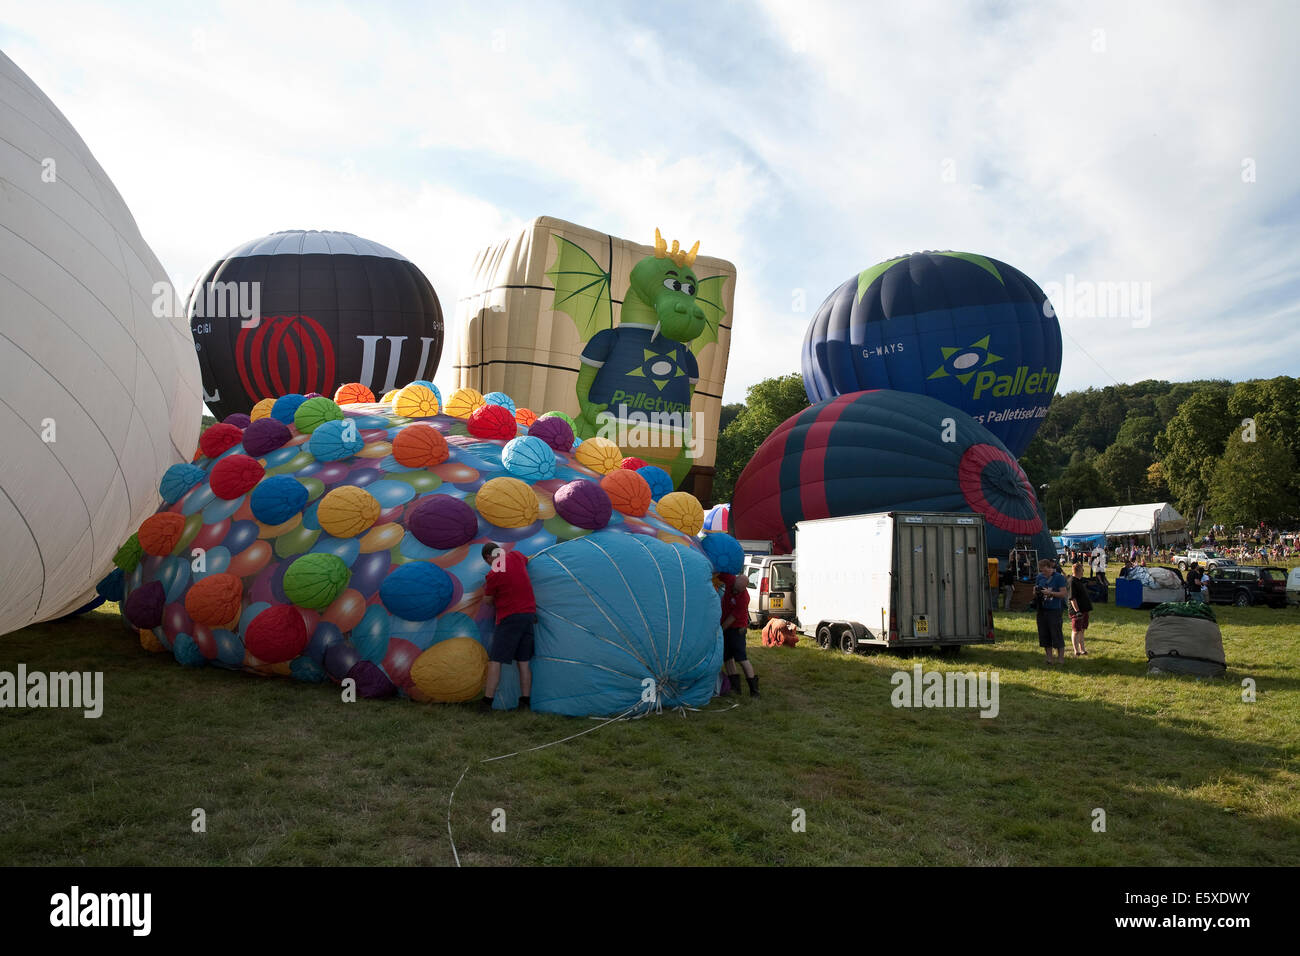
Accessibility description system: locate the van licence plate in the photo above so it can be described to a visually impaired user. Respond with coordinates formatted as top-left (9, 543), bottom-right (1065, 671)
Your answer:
top-left (768, 595), bottom-right (784, 609)
top-left (913, 615), bottom-right (930, 635)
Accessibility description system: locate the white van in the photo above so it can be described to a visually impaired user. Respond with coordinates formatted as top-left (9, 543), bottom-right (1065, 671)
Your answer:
top-left (1288, 567), bottom-right (1300, 607)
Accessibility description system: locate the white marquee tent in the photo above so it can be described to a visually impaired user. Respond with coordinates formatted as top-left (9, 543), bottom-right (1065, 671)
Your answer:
top-left (1059, 502), bottom-right (1187, 547)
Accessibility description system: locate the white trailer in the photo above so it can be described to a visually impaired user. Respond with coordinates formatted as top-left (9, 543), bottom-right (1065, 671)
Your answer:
top-left (794, 511), bottom-right (993, 654)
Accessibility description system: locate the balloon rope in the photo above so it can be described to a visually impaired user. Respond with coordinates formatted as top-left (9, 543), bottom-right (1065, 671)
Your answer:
top-left (445, 703), bottom-right (639, 867)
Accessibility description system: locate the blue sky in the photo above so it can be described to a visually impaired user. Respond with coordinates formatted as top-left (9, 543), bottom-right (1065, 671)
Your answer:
top-left (3, 0), bottom-right (1297, 402)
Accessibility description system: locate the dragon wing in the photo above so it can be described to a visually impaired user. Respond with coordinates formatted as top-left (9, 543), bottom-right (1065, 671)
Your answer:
top-left (690, 274), bottom-right (730, 354)
top-left (546, 235), bottom-right (612, 341)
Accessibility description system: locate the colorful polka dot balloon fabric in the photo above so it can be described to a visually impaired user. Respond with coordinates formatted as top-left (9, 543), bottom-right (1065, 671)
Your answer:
top-left (114, 385), bottom-right (709, 706)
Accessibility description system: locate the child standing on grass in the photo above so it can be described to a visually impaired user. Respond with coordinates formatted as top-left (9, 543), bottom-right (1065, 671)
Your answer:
top-left (1068, 562), bottom-right (1092, 657)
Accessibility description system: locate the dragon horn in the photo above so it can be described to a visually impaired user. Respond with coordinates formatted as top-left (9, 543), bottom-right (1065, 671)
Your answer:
top-left (654, 228), bottom-right (667, 258)
top-left (684, 240), bottom-right (700, 267)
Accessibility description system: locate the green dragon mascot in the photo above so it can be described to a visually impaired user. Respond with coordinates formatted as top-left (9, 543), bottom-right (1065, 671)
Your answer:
top-left (547, 228), bottom-right (728, 489)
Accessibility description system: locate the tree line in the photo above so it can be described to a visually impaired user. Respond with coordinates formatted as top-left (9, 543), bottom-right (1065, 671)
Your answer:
top-left (713, 375), bottom-right (1300, 532)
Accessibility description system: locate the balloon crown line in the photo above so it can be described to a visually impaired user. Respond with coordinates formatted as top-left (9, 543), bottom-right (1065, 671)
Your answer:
top-left (266, 229), bottom-right (361, 237)
top-left (653, 228), bottom-right (699, 268)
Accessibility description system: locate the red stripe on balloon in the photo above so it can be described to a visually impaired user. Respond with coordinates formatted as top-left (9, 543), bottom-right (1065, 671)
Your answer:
top-left (798, 392), bottom-right (861, 523)
top-left (298, 314), bottom-right (335, 395)
top-left (267, 317), bottom-right (292, 396)
top-left (289, 319), bottom-right (315, 394)
top-left (234, 323), bottom-right (258, 406)
top-left (248, 317), bottom-right (277, 403)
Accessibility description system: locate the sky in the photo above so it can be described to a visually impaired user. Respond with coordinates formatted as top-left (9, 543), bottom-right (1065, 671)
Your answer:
top-left (2, 0), bottom-right (1297, 404)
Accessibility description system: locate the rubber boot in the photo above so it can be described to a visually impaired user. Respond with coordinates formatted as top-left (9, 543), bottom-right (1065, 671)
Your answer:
top-left (518, 695), bottom-right (531, 711)
top-left (478, 696), bottom-right (494, 714)
top-left (746, 675), bottom-right (760, 698)
top-left (729, 672), bottom-right (743, 695)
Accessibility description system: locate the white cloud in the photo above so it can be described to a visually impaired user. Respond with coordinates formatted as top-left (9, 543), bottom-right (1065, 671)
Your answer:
top-left (2, 0), bottom-right (1296, 410)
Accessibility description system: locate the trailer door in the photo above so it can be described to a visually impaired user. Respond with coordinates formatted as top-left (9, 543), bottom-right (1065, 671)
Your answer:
top-left (951, 519), bottom-right (982, 639)
top-left (898, 516), bottom-right (937, 641)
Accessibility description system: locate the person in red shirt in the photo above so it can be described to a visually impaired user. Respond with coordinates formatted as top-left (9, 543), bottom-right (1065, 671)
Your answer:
top-left (718, 572), bottom-right (759, 697)
top-left (479, 542), bottom-right (538, 713)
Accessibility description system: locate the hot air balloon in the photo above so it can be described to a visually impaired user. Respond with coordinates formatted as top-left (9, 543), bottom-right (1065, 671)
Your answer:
top-left (454, 217), bottom-right (737, 501)
top-left (800, 251), bottom-right (1061, 457)
top-left (112, 386), bottom-right (716, 715)
top-left (702, 502), bottom-right (730, 533)
top-left (730, 389), bottom-right (1056, 558)
top-left (0, 51), bottom-right (203, 636)
top-left (188, 230), bottom-right (443, 419)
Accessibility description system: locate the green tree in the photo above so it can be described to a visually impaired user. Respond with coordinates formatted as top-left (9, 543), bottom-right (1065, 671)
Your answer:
top-left (1093, 443), bottom-right (1152, 502)
top-left (1145, 461), bottom-right (1170, 500)
top-left (1017, 434), bottom-right (1061, 489)
top-left (1227, 377), bottom-right (1300, 493)
top-left (1153, 385), bottom-right (1236, 517)
top-left (1039, 459), bottom-right (1113, 530)
top-left (1114, 413), bottom-right (1160, 449)
top-left (1207, 431), bottom-right (1297, 527)
top-left (712, 374), bottom-right (809, 502)
top-left (717, 402), bottom-right (744, 435)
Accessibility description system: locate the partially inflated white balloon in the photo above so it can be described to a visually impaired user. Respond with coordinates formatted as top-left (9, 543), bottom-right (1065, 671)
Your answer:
top-left (0, 51), bottom-right (203, 634)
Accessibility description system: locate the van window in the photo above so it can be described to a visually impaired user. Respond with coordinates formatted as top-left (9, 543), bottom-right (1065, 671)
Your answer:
top-left (771, 563), bottom-right (795, 590)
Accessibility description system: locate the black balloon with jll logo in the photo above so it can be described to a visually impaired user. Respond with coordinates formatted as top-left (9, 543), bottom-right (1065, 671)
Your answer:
top-left (187, 230), bottom-right (443, 419)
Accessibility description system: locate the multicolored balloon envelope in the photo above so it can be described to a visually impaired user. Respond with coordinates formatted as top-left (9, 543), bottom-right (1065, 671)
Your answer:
top-left (730, 389), bottom-right (1056, 558)
top-left (800, 251), bottom-right (1061, 457)
top-left (112, 388), bottom-right (717, 716)
top-left (490, 533), bottom-right (722, 716)
top-left (188, 230), bottom-right (443, 419)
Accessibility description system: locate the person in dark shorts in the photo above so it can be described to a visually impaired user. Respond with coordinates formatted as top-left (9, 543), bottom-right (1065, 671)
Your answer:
top-left (1034, 558), bottom-right (1069, 665)
top-left (479, 542), bottom-right (537, 712)
top-left (1068, 561), bottom-right (1093, 657)
top-left (719, 572), bottom-right (759, 697)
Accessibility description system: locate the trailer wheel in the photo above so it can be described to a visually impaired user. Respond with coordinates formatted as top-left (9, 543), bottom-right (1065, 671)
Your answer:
top-left (938, 645), bottom-right (962, 658)
top-left (838, 627), bottom-right (857, 655)
top-left (817, 625), bottom-right (833, 650)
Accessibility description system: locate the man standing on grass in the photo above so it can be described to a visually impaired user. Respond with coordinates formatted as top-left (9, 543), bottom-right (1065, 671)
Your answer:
top-left (719, 572), bottom-right (760, 698)
top-left (479, 542), bottom-right (537, 713)
top-left (1035, 558), bottom-right (1069, 665)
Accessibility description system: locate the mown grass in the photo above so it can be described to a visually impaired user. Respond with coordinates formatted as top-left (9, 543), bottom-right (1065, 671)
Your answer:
top-left (1, 603), bottom-right (1297, 866)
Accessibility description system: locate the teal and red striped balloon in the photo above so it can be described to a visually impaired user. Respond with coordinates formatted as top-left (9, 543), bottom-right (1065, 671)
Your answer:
top-left (730, 389), bottom-right (1055, 557)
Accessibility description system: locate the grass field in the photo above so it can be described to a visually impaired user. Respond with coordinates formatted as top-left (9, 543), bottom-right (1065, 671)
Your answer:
top-left (1, 602), bottom-right (1297, 866)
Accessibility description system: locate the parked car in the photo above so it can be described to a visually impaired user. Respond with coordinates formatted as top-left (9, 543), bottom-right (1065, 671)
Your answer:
top-left (1205, 566), bottom-right (1288, 608)
top-left (1288, 567), bottom-right (1300, 607)
top-left (1173, 549), bottom-right (1236, 571)
top-left (742, 554), bottom-right (796, 627)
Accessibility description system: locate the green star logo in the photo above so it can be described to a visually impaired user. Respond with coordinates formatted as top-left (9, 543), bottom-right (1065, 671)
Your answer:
top-left (626, 348), bottom-right (675, 391)
top-left (927, 334), bottom-right (1002, 384)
